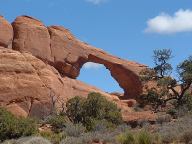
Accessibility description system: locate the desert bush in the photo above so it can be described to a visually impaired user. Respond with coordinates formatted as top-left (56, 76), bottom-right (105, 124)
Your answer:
top-left (40, 131), bottom-right (65, 144)
top-left (1, 137), bottom-right (51, 144)
top-left (137, 119), bottom-right (150, 128)
top-left (116, 124), bottom-right (132, 133)
top-left (117, 131), bottom-right (135, 144)
top-left (60, 133), bottom-right (95, 144)
top-left (0, 140), bottom-right (16, 144)
top-left (176, 93), bottom-right (192, 114)
top-left (84, 92), bottom-right (122, 125)
top-left (117, 130), bottom-right (159, 144)
top-left (61, 126), bottom-right (125, 144)
top-left (63, 122), bottom-right (86, 137)
top-left (176, 105), bottom-right (190, 117)
top-left (16, 136), bottom-right (51, 144)
top-left (136, 130), bottom-right (152, 144)
top-left (45, 114), bottom-right (67, 132)
top-left (85, 118), bottom-right (117, 131)
top-left (157, 114), bottom-right (192, 143)
top-left (61, 137), bottom-right (87, 144)
top-left (180, 130), bottom-right (192, 144)
top-left (166, 109), bottom-right (177, 118)
top-left (0, 108), bottom-right (37, 141)
top-left (66, 96), bottom-right (85, 124)
top-left (152, 134), bottom-right (162, 144)
top-left (66, 92), bottom-right (122, 130)
top-left (82, 131), bottom-right (117, 144)
top-left (156, 114), bottom-right (172, 125)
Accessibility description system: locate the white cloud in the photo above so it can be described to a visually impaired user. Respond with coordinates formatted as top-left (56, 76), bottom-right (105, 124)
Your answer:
top-left (145, 9), bottom-right (192, 34)
top-left (83, 62), bottom-right (103, 69)
top-left (85, 0), bottom-right (107, 5)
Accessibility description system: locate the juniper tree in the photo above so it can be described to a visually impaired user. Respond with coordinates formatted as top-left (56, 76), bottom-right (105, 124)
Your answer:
top-left (140, 49), bottom-right (192, 110)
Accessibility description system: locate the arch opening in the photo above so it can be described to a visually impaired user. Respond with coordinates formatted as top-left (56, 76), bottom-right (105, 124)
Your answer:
top-left (77, 62), bottom-right (124, 95)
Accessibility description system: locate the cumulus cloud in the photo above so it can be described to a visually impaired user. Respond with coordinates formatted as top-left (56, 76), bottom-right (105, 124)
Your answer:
top-left (85, 0), bottom-right (107, 5)
top-left (145, 9), bottom-right (192, 34)
top-left (83, 62), bottom-right (103, 69)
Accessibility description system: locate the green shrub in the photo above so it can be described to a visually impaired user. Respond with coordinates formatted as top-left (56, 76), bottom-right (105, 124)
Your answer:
top-left (166, 109), bottom-right (177, 118)
top-left (179, 93), bottom-right (192, 111)
top-left (0, 140), bottom-right (16, 144)
top-left (45, 115), bottom-right (67, 132)
top-left (63, 122), bottom-right (86, 137)
top-left (16, 136), bottom-right (51, 144)
top-left (156, 114), bottom-right (172, 125)
top-left (139, 88), bottom-right (165, 111)
top-left (117, 131), bottom-right (135, 144)
top-left (1, 137), bottom-right (51, 144)
top-left (83, 118), bottom-right (117, 131)
top-left (84, 92), bottom-right (122, 125)
top-left (66, 92), bottom-right (122, 130)
top-left (61, 131), bottom-right (118, 144)
top-left (136, 130), bottom-right (152, 144)
top-left (40, 131), bottom-right (65, 144)
top-left (66, 96), bottom-right (85, 124)
top-left (157, 114), bottom-right (192, 143)
top-left (0, 108), bottom-right (37, 141)
top-left (180, 130), bottom-right (192, 144)
top-left (61, 137), bottom-right (85, 144)
top-left (92, 119), bottom-right (116, 132)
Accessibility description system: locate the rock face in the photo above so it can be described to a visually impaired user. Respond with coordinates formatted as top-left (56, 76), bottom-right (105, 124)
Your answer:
top-left (0, 15), bottom-right (155, 122)
top-left (0, 47), bottom-right (64, 117)
top-left (0, 16), bottom-right (13, 48)
top-left (0, 47), bottom-right (132, 118)
top-left (12, 16), bottom-right (147, 99)
top-left (12, 16), bottom-right (52, 61)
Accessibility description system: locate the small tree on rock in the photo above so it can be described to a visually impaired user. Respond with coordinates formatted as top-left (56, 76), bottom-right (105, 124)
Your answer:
top-left (140, 49), bottom-right (192, 110)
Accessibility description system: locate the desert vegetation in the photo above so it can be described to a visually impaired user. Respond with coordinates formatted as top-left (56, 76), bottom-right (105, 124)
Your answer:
top-left (1, 50), bottom-right (192, 144)
top-left (1, 92), bottom-right (192, 143)
top-left (140, 49), bottom-right (192, 113)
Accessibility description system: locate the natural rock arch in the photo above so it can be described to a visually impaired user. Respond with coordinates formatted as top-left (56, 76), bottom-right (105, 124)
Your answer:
top-left (1, 15), bottom-right (147, 99)
top-left (0, 15), bottom-right (157, 122)
top-left (78, 62), bottom-right (124, 93)
top-left (78, 54), bottom-right (144, 99)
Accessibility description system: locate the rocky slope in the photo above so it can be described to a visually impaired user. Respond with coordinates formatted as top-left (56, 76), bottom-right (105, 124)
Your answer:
top-left (0, 15), bottom-right (156, 122)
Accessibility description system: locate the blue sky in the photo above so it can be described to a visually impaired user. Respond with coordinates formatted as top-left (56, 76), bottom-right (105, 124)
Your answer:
top-left (1, 0), bottom-right (192, 93)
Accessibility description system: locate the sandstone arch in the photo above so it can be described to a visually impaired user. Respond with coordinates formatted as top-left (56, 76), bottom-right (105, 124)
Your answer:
top-left (0, 15), bottom-right (157, 122)
top-left (79, 62), bottom-right (124, 93)
top-left (86, 55), bottom-right (143, 99)
top-left (10, 16), bottom-right (146, 99)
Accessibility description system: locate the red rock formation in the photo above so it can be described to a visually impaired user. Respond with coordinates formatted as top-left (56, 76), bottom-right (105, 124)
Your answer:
top-left (0, 47), bottom-right (63, 117)
top-left (0, 15), bottom-right (156, 122)
top-left (0, 47), bottom-right (132, 118)
top-left (12, 16), bottom-right (52, 61)
top-left (0, 16), bottom-right (13, 48)
top-left (12, 16), bottom-right (147, 99)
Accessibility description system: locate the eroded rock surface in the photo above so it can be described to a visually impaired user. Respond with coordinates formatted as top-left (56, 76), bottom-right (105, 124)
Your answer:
top-left (0, 47), bottom-right (64, 117)
top-left (0, 47), bottom-right (133, 118)
top-left (0, 16), bottom-right (13, 48)
top-left (12, 16), bottom-right (52, 61)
